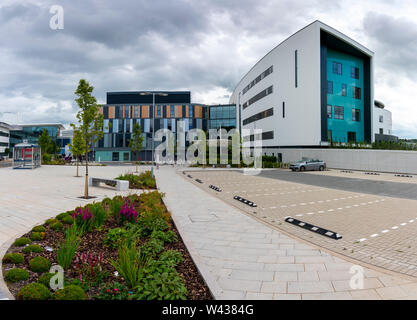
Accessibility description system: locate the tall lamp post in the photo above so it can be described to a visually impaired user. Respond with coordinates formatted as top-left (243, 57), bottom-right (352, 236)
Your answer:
top-left (139, 92), bottom-right (168, 177)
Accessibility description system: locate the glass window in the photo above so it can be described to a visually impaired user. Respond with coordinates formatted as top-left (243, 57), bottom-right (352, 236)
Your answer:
top-left (156, 105), bottom-right (161, 118)
top-left (352, 109), bottom-right (360, 122)
top-left (189, 105), bottom-right (193, 118)
top-left (327, 81), bottom-right (333, 94)
top-left (282, 102), bottom-right (285, 118)
top-left (327, 105), bottom-right (332, 118)
top-left (295, 50), bottom-right (298, 88)
top-left (379, 128), bottom-right (384, 134)
top-left (348, 131), bottom-right (356, 142)
top-left (342, 84), bottom-right (347, 96)
top-left (351, 66), bottom-right (360, 79)
top-left (328, 130), bottom-right (332, 142)
top-left (379, 115), bottom-right (383, 123)
top-left (332, 62), bottom-right (342, 75)
top-left (353, 86), bottom-right (361, 100)
top-left (170, 106), bottom-right (175, 118)
top-left (334, 106), bottom-right (344, 120)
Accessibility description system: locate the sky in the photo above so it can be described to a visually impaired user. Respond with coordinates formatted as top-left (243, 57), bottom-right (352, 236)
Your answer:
top-left (0, 0), bottom-right (417, 138)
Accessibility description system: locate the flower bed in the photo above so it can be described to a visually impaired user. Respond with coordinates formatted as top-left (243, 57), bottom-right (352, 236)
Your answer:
top-left (1, 191), bottom-right (211, 300)
top-left (116, 171), bottom-right (156, 189)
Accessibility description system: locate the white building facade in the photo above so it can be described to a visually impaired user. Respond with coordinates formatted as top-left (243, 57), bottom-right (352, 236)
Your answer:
top-left (0, 122), bottom-right (11, 156)
top-left (230, 21), bottom-right (375, 157)
top-left (373, 100), bottom-right (393, 137)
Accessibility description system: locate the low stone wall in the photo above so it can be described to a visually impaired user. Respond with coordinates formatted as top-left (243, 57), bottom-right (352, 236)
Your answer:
top-left (275, 148), bottom-right (417, 174)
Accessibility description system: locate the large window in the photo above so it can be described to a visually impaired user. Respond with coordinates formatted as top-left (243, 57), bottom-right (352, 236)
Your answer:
top-left (353, 86), bottom-right (361, 100)
top-left (242, 66), bottom-right (273, 95)
top-left (379, 115), bottom-right (384, 123)
top-left (327, 81), bottom-right (333, 94)
top-left (351, 66), bottom-right (359, 79)
top-left (242, 86), bottom-right (273, 110)
top-left (243, 107), bottom-right (274, 126)
top-left (352, 108), bottom-right (360, 122)
top-left (243, 130), bottom-right (274, 142)
top-left (334, 106), bottom-right (344, 120)
top-left (156, 105), bottom-right (162, 118)
top-left (327, 105), bottom-right (332, 118)
top-left (332, 61), bottom-right (342, 75)
top-left (170, 106), bottom-right (175, 118)
top-left (348, 131), bottom-right (356, 142)
top-left (188, 105), bottom-right (193, 118)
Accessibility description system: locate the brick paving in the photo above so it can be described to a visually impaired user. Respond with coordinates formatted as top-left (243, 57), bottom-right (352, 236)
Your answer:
top-left (156, 167), bottom-right (417, 299)
top-left (187, 169), bottom-right (417, 278)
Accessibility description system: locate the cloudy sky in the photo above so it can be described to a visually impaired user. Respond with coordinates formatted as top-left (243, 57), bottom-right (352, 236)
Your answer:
top-left (0, 0), bottom-right (417, 137)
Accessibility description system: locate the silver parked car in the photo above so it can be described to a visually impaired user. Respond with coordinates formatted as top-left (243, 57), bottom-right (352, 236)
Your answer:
top-left (290, 158), bottom-right (326, 172)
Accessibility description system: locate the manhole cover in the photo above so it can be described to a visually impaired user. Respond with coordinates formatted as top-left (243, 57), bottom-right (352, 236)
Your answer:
top-left (189, 214), bottom-right (218, 223)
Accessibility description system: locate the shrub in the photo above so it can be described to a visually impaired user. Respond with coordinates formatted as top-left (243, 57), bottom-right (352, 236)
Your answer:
top-left (32, 225), bottom-right (46, 233)
top-left (61, 216), bottom-right (74, 225)
top-left (141, 238), bottom-right (164, 258)
top-left (51, 222), bottom-right (64, 231)
top-left (14, 237), bottom-right (31, 247)
top-left (23, 244), bottom-right (43, 254)
top-left (151, 230), bottom-right (177, 243)
top-left (5, 268), bottom-right (29, 283)
top-left (29, 256), bottom-right (51, 273)
top-left (2, 253), bottom-right (24, 264)
top-left (30, 232), bottom-right (45, 241)
top-left (110, 244), bottom-right (148, 289)
top-left (52, 285), bottom-right (86, 300)
top-left (38, 273), bottom-right (54, 288)
top-left (45, 218), bottom-right (58, 225)
top-left (42, 153), bottom-right (52, 163)
top-left (103, 228), bottom-right (129, 249)
top-left (96, 282), bottom-right (130, 300)
top-left (57, 224), bottom-right (81, 270)
top-left (17, 283), bottom-right (50, 300)
top-left (136, 213), bottom-right (169, 237)
top-left (56, 212), bottom-right (71, 221)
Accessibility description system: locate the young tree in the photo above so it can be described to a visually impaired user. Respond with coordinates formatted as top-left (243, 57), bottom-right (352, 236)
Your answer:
top-left (72, 79), bottom-right (104, 198)
top-left (69, 127), bottom-right (86, 177)
top-left (38, 128), bottom-right (51, 163)
top-left (129, 122), bottom-right (144, 173)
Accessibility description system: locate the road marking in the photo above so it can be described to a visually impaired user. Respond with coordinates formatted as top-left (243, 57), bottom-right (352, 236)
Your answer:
top-left (370, 234), bottom-right (378, 238)
top-left (382, 230), bottom-right (389, 233)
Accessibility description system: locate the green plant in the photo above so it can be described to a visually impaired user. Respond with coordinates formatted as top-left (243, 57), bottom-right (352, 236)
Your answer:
top-left (52, 285), bottom-right (87, 300)
top-left (56, 212), bottom-right (71, 221)
top-left (57, 224), bottom-right (82, 270)
top-left (136, 213), bottom-right (169, 237)
top-left (61, 215), bottom-right (74, 225)
top-left (38, 273), bottom-right (54, 288)
top-left (89, 202), bottom-right (107, 229)
top-left (110, 244), bottom-right (148, 289)
top-left (14, 237), bottom-right (31, 247)
top-left (32, 225), bottom-right (46, 233)
top-left (17, 283), bottom-right (50, 300)
top-left (110, 196), bottom-right (123, 217)
top-left (129, 123), bottom-right (144, 173)
top-left (2, 253), bottom-right (25, 264)
top-left (30, 232), bottom-right (45, 241)
top-left (23, 244), bottom-right (43, 254)
top-left (151, 230), bottom-right (177, 243)
top-left (29, 256), bottom-right (51, 273)
top-left (51, 221), bottom-right (64, 231)
top-left (103, 227), bottom-right (129, 249)
top-left (72, 206), bottom-right (94, 232)
top-left (141, 238), bottom-right (164, 258)
top-left (5, 268), bottom-right (29, 283)
top-left (96, 282), bottom-right (131, 300)
top-left (45, 218), bottom-right (58, 225)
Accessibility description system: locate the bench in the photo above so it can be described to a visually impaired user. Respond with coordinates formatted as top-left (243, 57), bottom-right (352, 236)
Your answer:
top-left (88, 177), bottom-right (129, 191)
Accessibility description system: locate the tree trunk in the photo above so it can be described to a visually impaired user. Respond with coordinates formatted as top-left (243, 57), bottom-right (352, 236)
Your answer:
top-left (76, 157), bottom-right (79, 177)
top-left (84, 151), bottom-right (89, 198)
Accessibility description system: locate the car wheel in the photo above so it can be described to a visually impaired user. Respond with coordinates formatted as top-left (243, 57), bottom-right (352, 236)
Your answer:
top-left (300, 166), bottom-right (305, 172)
top-left (319, 166), bottom-right (324, 171)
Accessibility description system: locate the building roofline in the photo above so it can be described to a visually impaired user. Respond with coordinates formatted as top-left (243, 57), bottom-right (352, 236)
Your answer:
top-left (231, 20), bottom-right (374, 97)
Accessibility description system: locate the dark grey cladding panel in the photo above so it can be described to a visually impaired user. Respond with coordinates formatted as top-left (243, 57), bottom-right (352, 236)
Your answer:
top-left (106, 91), bottom-right (191, 104)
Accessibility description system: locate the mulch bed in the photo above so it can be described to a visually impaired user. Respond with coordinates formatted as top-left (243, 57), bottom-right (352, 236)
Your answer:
top-left (2, 199), bottom-right (212, 300)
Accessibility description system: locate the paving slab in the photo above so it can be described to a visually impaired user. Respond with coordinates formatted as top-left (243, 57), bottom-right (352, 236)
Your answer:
top-left (154, 167), bottom-right (417, 299)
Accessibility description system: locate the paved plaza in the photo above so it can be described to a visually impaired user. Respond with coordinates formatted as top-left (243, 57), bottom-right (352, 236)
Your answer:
top-left (187, 169), bottom-right (417, 278)
top-left (1, 165), bottom-right (417, 300)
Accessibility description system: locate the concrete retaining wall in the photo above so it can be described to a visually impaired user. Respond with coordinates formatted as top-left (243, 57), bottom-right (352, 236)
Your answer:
top-left (273, 148), bottom-right (417, 174)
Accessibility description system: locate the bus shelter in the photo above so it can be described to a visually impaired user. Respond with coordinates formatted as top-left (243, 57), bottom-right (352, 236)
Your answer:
top-left (13, 142), bottom-right (41, 169)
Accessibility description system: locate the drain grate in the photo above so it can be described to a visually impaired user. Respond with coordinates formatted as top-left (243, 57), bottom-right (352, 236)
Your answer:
top-left (195, 179), bottom-right (203, 184)
top-left (285, 217), bottom-right (342, 240)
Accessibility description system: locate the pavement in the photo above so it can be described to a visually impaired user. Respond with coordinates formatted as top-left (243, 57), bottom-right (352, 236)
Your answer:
top-left (156, 167), bottom-right (417, 300)
top-left (188, 169), bottom-right (417, 278)
top-left (0, 164), bottom-right (147, 299)
top-left (2, 165), bottom-right (417, 300)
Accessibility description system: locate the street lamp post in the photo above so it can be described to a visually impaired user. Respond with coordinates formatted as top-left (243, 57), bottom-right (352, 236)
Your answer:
top-left (139, 92), bottom-right (168, 177)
